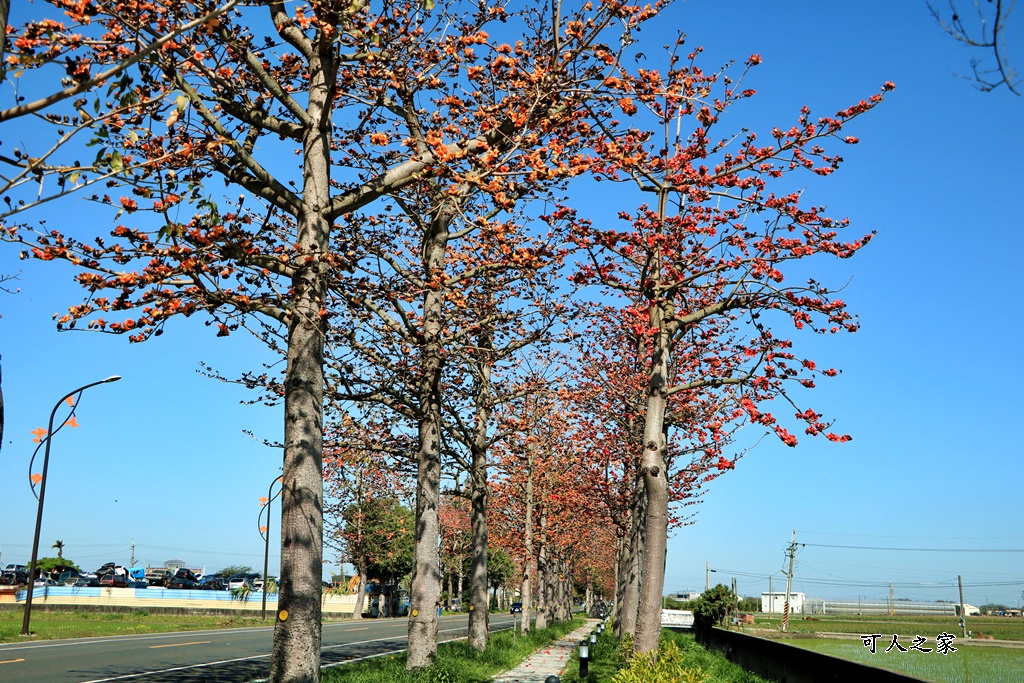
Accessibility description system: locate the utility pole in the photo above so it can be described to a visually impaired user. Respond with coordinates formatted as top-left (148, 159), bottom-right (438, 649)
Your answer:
top-left (958, 575), bottom-right (967, 639)
top-left (769, 576), bottom-right (774, 616)
top-left (706, 561), bottom-right (710, 591)
top-left (889, 582), bottom-right (894, 617)
top-left (782, 530), bottom-right (796, 633)
top-left (130, 539), bottom-right (136, 568)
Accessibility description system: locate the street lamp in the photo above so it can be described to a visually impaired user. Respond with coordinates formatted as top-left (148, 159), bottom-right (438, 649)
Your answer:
top-left (21, 376), bottom-right (121, 636)
top-left (258, 475), bottom-right (283, 622)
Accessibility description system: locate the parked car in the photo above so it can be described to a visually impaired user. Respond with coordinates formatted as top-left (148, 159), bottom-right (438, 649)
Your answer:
top-left (510, 602), bottom-right (523, 615)
top-left (228, 576), bottom-right (251, 591)
top-left (33, 577), bottom-right (58, 587)
top-left (99, 573), bottom-right (129, 588)
top-left (201, 577), bottom-right (226, 591)
top-left (47, 565), bottom-right (78, 581)
top-left (127, 580), bottom-right (148, 589)
top-left (56, 570), bottom-right (82, 585)
top-left (145, 570), bottom-right (171, 587)
top-left (1, 564), bottom-right (28, 585)
top-left (71, 577), bottom-right (101, 587)
top-left (168, 568), bottom-right (202, 589)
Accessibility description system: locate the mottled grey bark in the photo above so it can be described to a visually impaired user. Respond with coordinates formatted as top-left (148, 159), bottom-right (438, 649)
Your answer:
top-left (351, 569), bottom-right (366, 620)
top-left (268, 31), bottom-right (333, 682)
top-left (406, 207), bottom-right (451, 670)
top-left (535, 510), bottom-right (548, 630)
top-left (617, 479), bottom-right (645, 639)
top-left (467, 322), bottom-right (493, 649)
top-left (520, 448), bottom-right (534, 634)
top-left (633, 197), bottom-right (674, 654)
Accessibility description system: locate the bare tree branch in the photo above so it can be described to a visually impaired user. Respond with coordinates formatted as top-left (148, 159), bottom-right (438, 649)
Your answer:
top-left (930, 0), bottom-right (1021, 94)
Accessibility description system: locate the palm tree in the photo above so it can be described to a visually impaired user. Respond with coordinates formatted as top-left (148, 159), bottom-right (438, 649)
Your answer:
top-left (52, 540), bottom-right (64, 559)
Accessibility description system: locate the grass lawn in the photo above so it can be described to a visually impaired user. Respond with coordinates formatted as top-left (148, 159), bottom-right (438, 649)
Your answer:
top-left (782, 637), bottom-right (1024, 683)
top-left (0, 607), bottom-right (269, 642)
top-left (557, 629), bottom-right (773, 683)
top-left (320, 618), bottom-right (582, 683)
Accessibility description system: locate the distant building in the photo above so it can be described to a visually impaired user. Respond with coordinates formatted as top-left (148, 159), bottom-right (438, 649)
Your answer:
top-left (761, 592), bottom-right (805, 614)
top-left (163, 558), bottom-right (187, 570)
top-left (669, 590), bottom-right (703, 602)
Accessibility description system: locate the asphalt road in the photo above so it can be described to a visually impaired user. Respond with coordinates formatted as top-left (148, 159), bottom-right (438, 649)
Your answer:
top-left (0, 613), bottom-right (516, 683)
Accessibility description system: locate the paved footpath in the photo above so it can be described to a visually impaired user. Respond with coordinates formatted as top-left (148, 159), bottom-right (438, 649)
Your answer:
top-left (491, 619), bottom-right (600, 683)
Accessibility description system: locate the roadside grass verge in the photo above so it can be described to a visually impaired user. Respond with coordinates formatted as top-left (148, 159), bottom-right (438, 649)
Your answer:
top-left (321, 618), bottom-right (582, 683)
top-left (0, 608), bottom-right (268, 642)
top-left (559, 629), bottom-right (772, 683)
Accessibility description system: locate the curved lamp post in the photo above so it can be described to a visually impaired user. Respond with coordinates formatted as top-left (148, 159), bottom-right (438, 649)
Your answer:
top-left (21, 375), bottom-right (121, 636)
top-left (258, 475), bottom-right (283, 621)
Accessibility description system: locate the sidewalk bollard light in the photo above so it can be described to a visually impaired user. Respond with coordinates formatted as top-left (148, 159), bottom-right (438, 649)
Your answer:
top-left (579, 640), bottom-right (590, 678)
top-left (545, 677), bottom-right (561, 683)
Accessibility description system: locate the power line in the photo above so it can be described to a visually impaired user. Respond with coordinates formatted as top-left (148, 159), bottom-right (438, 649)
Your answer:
top-left (800, 543), bottom-right (1024, 553)
top-left (710, 567), bottom-right (1024, 590)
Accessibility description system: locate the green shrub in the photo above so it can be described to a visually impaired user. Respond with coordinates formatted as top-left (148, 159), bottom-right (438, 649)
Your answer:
top-left (692, 584), bottom-right (736, 631)
top-left (610, 640), bottom-right (706, 683)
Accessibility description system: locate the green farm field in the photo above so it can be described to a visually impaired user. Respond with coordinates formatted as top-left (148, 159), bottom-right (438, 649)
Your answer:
top-left (780, 637), bottom-right (1024, 683)
top-left (748, 614), bottom-right (1024, 642)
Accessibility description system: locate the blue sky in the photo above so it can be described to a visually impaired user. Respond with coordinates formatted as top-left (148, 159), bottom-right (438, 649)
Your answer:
top-left (2, 1), bottom-right (1022, 606)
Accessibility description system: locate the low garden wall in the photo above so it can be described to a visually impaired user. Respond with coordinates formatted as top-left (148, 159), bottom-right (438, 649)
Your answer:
top-left (704, 627), bottom-right (929, 683)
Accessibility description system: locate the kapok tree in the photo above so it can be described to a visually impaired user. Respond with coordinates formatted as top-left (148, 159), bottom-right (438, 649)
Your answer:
top-left (572, 43), bottom-right (894, 654)
top-left (487, 363), bottom-right (594, 629)
top-left (437, 212), bottom-right (573, 649)
top-left (438, 494), bottom-right (472, 609)
top-left (2, 0), bottom-right (672, 675)
top-left (322, 409), bottom-right (413, 620)
top-left (567, 306), bottom-right (742, 638)
top-left (322, 192), bottom-right (574, 654)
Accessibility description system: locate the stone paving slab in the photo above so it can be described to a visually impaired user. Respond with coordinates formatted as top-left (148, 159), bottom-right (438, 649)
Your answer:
top-left (490, 619), bottom-right (600, 683)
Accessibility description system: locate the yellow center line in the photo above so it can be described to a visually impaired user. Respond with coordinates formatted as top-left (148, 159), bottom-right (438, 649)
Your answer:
top-left (343, 627), bottom-right (369, 632)
top-left (148, 641), bottom-right (212, 649)
top-left (0, 659), bottom-right (26, 665)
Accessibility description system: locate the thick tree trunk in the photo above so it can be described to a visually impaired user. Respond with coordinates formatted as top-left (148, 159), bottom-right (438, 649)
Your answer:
top-left (520, 447), bottom-right (534, 633)
top-left (617, 479), bottom-right (646, 638)
top-left (270, 43), bottom-right (332, 683)
top-left (407, 404), bottom-right (442, 668)
top-left (467, 357), bottom-right (491, 649)
top-left (535, 510), bottom-right (548, 630)
top-left (554, 557), bottom-right (567, 622)
top-left (633, 305), bottom-right (672, 657)
top-left (351, 568), bottom-right (366, 620)
top-left (406, 207), bottom-right (451, 670)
